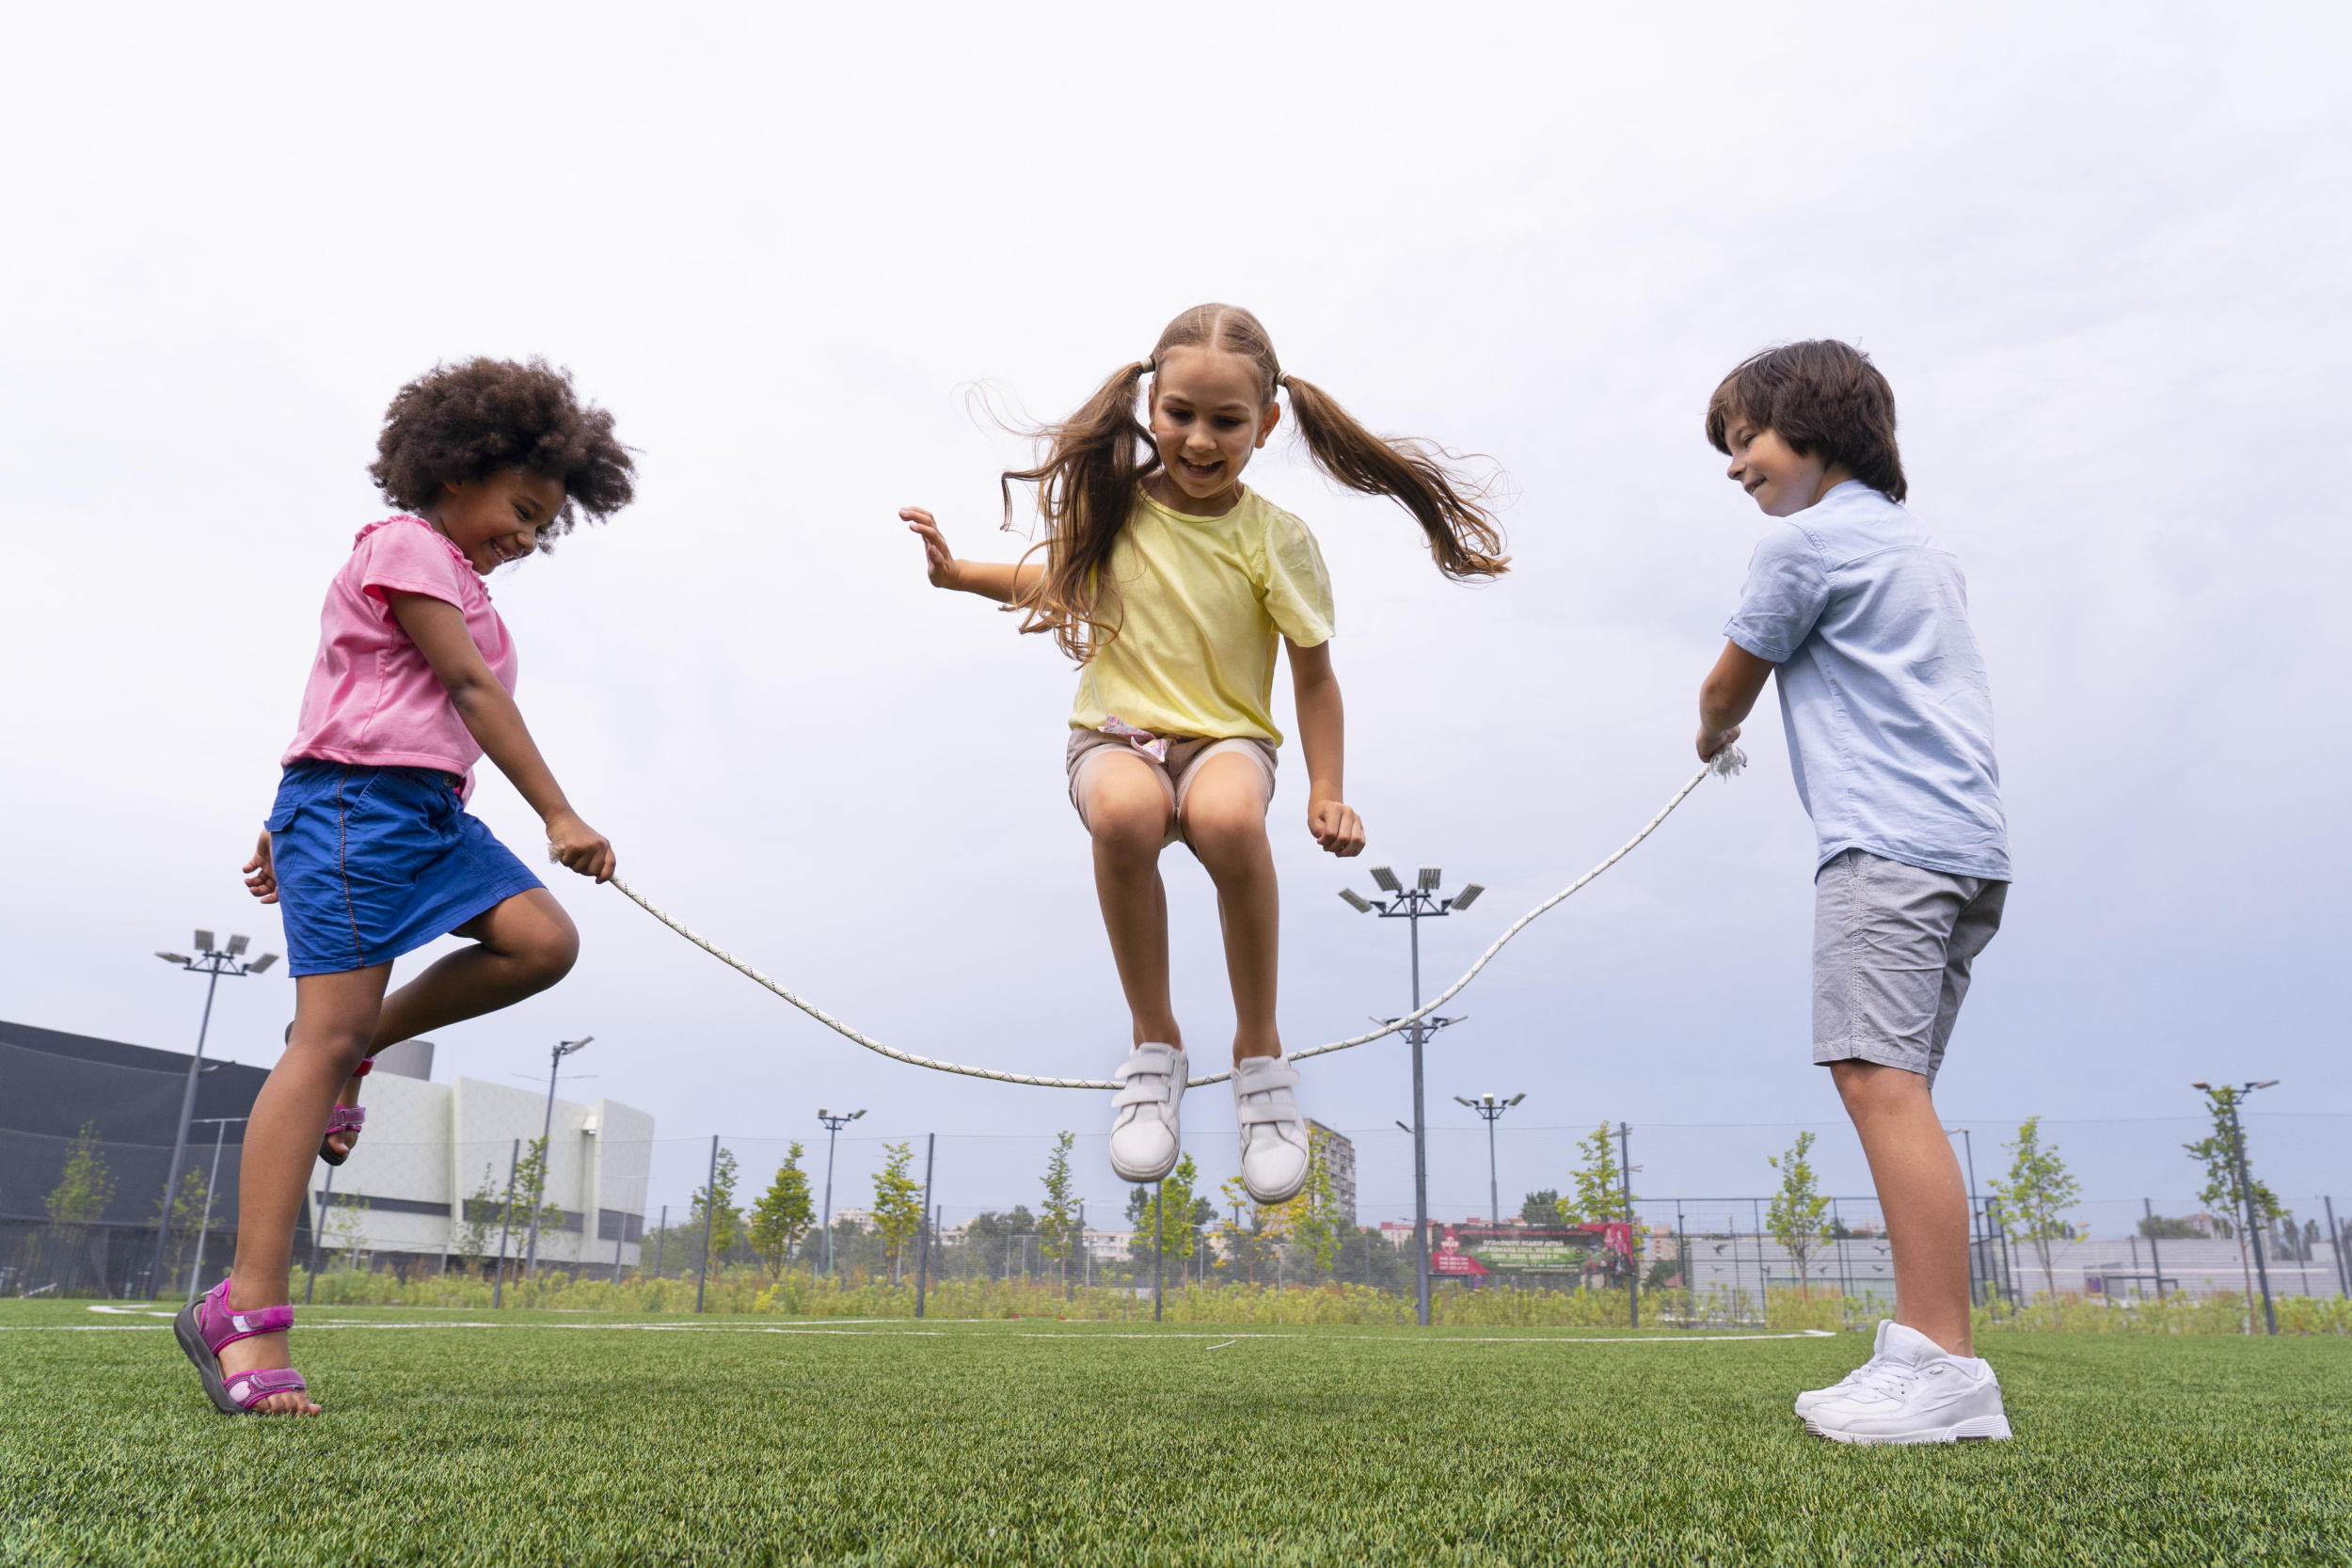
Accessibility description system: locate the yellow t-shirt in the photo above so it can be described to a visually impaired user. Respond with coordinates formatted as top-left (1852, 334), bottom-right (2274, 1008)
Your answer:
top-left (1069, 485), bottom-right (1335, 746)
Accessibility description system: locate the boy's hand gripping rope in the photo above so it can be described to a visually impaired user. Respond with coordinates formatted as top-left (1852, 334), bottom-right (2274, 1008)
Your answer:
top-left (589, 747), bottom-right (1745, 1090)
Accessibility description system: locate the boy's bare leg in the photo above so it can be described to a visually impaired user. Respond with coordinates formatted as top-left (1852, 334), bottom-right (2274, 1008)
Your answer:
top-left (1084, 752), bottom-right (1182, 1048)
top-left (220, 964), bottom-right (389, 1414)
top-left (1179, 753), bottom-right (1280, 1064)
top-left (1831, 1059), bottom-right (1973, 1356)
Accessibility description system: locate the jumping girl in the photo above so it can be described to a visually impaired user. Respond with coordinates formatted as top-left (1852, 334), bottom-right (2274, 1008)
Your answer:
top-left (904, 304), bottom-right (1505, 1203)
top-left (177, 357), bottom-right (634, 1416)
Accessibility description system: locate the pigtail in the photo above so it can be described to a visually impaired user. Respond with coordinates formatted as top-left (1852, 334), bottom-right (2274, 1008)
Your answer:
top-left (1000, 359), bottom-right (1158, 661)
top-left (1279, 374), bottom-right (1509, 580)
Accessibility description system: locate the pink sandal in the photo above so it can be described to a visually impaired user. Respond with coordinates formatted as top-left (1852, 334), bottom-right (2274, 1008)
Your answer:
top-left (319, 1055), bottom-right (372, 1166)
top-left (174, 1279), bottom-right (310, 1414)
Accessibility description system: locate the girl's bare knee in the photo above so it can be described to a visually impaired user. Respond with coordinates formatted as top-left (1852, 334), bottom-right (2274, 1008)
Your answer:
top-left (1090, 801), bottom-right (1169, 861)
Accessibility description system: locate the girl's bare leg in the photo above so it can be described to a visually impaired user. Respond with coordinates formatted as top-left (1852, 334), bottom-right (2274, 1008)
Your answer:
top-left (1179, 753), bottom-right (1280, 1064)
top-left (322, 891), bottom-right (580, 1158)
top-left (220, 964), bottom-right (389, 1414)
top-left (222, 889), bottom-right (580, 1412)
top-left (1083, 752), bottom-right (1182, 1048)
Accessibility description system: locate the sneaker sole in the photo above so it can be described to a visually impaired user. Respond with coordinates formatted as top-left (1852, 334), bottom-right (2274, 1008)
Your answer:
top-left (1108, 1144), bottom-right (1181, 1184)
top-left (1808, 1414), bottom-right (2013, 1445)
top-left (1240, 1166), bottom-right (1309, 1205)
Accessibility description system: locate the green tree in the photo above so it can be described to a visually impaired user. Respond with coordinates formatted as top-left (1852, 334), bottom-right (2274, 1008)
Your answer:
top-left (1036, 1132), bottom-right (1084, 1294)
top-left (871, 1141), bottom-right (926, 1283)
top-left (153, 1165), bottom-right (210, 1287)
top-left (1263, 1130), bottom-right (1343, 1271)
top-left (1556, 1123), bottom-right (1633, 1227)
top-left (1130, 1156), bottom-right (1206, 1279)
top-left (453, 1162), bottom-right (503, 1267)
top-left (689, 1146), bottom-right (744, 1262)
top-left (748, 1143), bottom-right (815, 1275)
top-left (513, 1137), bottom-right (569, 1244)
top-left (45, 1121), bottom-right (115, 1227)
top-left (1987, 1116), bottom-right (2081, 1296)
top-left (2185, 1085), bottom-right (2286, 1327)
top-left (1765, 1131), bottom-right (1832, 1292)
top-left (1519, 1189), bottom-right (1562, 1227)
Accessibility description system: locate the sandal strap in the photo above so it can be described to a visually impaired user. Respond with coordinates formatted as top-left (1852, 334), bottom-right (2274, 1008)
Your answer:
top-left (198, 1279), bottom-right (295, 1354)
top-left (327, 1104), bottom-right (366, 1134)
top-left (350, 1056), bottom-right (373, 1078)
top-left (226, 1367), bottom-right (309, 1411)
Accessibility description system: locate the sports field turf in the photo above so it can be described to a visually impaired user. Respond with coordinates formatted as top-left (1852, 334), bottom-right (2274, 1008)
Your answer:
top-left (3, 1302), bottom-right (2345, 1565)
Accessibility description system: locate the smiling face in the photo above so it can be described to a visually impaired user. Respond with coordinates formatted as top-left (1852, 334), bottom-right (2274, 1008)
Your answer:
top-left (1720, 412), bottom-right (1845, 518)
top-left (423, 468), bottom-right (567, 574)
top-left (1146, 347), bottom-right (1280, 515)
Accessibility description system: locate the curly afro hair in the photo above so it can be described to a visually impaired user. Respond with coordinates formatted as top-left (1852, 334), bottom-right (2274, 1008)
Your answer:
top-left (369, 357), bottom-right (635, 547)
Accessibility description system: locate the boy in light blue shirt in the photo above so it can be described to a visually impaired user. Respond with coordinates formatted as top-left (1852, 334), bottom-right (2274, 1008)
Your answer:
top-left (1693, 341), bottom-right (2013, 1445)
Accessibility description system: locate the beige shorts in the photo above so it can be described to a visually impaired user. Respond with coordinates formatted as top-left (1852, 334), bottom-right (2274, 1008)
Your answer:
top-left (1066, 729), bottom-right (1278, 847)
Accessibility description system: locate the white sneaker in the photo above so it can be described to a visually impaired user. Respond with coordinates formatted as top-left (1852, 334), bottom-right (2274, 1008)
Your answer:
top-left (1108, 1043), bottom-right (1186, 1183)
top-left (1232, 1054), bottom-right (1311, 1204)
top-left (1794, 1318), bottom-right (1894, 1419)
top-left (1804, 1322), bottom-right (2013, 1445)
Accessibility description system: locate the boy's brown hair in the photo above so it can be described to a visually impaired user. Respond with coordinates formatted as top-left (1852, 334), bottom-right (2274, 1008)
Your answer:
top-left (1705, 340), bottom-right (1906, 502)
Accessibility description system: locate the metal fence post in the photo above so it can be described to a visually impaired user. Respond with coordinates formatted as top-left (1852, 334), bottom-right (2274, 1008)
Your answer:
top-left (2327, 1196), bottom-right (2347, 1299)
top-left (1153, 1178), bottom-right (1165, 1323)
top-left (304, 1161), bottom-right (337, 1306)
top-left (2142, 1198), bottom-right (2165, 1302)
top-left (491, 1138), bottom-right (518, 1308)
top-left (695, 1134), bottom-right (718, 1314)
top-left (1617, 1122), bottom-right (1637, 1329)
top-left (915, 1134), bottom-right (935, 1319)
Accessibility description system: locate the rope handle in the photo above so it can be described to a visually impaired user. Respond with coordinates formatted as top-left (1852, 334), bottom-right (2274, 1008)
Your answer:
top-left (577, 745), bottom-right (1744, 1090)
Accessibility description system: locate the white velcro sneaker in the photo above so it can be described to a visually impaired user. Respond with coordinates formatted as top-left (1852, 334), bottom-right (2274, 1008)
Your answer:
top-left (1108, 1042), bottom-right (1186, 1183)
top-left (1232, 1054), bottom-right (1311, 1204)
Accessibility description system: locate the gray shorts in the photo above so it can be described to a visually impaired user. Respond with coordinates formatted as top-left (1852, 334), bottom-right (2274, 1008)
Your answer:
top-left (1813, 848), bottom-right (2007, 1085)
top-left (1066, 729), bottom-right (1277, 847)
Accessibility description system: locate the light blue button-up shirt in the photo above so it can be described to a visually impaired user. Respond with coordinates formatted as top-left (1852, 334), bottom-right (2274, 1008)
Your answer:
top-left (1724, 482), bottom-right (2010, 881)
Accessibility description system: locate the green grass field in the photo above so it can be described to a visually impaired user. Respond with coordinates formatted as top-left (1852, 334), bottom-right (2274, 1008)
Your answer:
top-left (3, 1301), bottom-right (2345, 1566)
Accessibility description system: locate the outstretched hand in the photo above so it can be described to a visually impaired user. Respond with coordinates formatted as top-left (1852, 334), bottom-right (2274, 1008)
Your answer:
top-left (1309, 798), bottom-right (1365, 858)
top-left (901, 508), bottom-right (959, 589)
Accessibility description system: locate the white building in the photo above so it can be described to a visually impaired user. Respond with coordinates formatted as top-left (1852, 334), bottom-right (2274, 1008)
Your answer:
top-left (306, 1040), bottom-right (655, 1275)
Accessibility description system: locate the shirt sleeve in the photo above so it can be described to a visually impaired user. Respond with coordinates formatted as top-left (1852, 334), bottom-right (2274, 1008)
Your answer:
top-left (1260, 508), bottom-right (1336, 648)
top-left (1723, 525), bottom-right (1828, 663)
top-left (358, 521), bottom-right (471, 610)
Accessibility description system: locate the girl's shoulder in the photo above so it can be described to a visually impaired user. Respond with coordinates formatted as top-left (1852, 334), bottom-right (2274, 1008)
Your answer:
top-left (343, 515), bottom-right (477, 598)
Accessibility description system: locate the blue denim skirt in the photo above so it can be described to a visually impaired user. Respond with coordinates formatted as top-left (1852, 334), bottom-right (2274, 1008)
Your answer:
top-left (267, 760), bottom-right (545, 977)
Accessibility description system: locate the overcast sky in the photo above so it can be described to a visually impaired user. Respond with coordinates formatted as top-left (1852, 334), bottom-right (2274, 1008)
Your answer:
top-left (4, 5), bottom-right (2345, 1227)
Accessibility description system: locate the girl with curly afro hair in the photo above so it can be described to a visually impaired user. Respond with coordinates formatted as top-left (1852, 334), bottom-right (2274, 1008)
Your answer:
top-left (179, 358), bottom-right (635, 1418)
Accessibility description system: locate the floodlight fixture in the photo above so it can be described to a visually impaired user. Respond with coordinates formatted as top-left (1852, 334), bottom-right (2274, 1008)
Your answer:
top-left (1450, 883), bottom-right (1485, 911)
top-left (1370, 865), bottom-right (1402, 893)
top-left (156, 951), bottom-right (191, 965)
top-left (247, 953), bottom-right (278, 973)
top-left (1338, 889), bottom-right (1374, 912)
top-left (1418, 866), bottom-right (1442, 892)
top-left (194, 930), bottom-right (215, 953)
top-left (225, 934), bottom-right (250, 956)
top-left (557, 1035), bottom-right (595, 1057)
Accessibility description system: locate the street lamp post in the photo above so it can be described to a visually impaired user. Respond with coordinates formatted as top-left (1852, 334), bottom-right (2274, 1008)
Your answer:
top-left (150, 932), bottom-right (278, 1296)
top-left (1454, 1093), bottom-right (1525, 1226)
top-left (816, 1108), bottom-right (866, 1277)
top-left (1340, 865), bottom-right (1481, 1327)
top-left (523, 1037), bottom-right (593, 1276)
top-left (2194, 1079), bottom-right (2281, 1336)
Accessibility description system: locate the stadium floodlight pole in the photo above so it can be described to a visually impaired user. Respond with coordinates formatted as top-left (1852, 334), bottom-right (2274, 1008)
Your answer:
top-left (816, 1108), bottom-right (866, 1277)
top-left (2328, 1196), bottom-right (2348, 1300)
top-left (1454, 1093), bottom-right (1525, 1225)
top-left (524, 1037), bottom-right (594, 1277)
top-left (1340, 865), bottom-right (1480, 1327)
top-left (149, 932), bottom-right (279, 1296)
top-left (1153, 1178), bottom-right (1166, 1323)
top-left (2195, 1080), bottom-right (2281, 1336)
top-left (2142, 1198), bottom-right (2167, 1303)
